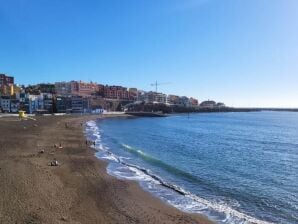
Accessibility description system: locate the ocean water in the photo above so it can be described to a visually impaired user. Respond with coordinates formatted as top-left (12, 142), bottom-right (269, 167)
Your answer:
top-left (85, 112), bottom-right (298, 224)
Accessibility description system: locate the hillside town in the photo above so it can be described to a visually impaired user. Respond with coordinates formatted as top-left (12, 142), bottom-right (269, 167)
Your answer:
top-left (0, 73), bottom-right (225, 114)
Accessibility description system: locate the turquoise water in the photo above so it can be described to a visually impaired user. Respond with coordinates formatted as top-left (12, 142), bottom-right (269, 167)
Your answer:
top-left (85, 112), bottom-right (298, 223)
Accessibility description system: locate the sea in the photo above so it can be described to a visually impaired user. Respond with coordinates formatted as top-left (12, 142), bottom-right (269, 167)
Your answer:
top-left (85, 112), bottom-right (298, 224)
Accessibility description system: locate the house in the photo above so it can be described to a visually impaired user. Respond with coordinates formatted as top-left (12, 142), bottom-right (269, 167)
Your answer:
top-left (71, 95), bottom-right (83, 113)
top-left (128, 88), bottom-right (138, 101)
top-left (0, 74), bottom-right (14, 96)
top-left (104, 85), bottom-right (129, 100)
top-left (189, 97), bottom-right (199, 106)
top-left (167, 95), bottom-right (180, 105)
top-left (200, 100), bottom-right (217, 108)
top-left (56, 96), bottom-right (72, 113)
top-left (42, 93), bottom-right (54, 113)
top-left (138, 91), bottom-right (166, 104)
top-left (216, 102), bottom-right (226, 108)
top-left (10, 99), bottom-right (20, 113)
top-left (0, 96), bottom-right (11, 112)
top-left (178, 96), bottom-right (191, 107)
top-left (28, 94), bottom-right (44, 114)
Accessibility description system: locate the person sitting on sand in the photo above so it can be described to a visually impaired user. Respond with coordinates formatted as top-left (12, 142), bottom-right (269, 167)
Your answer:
top-left (50, 158), bottom-right (59, 166)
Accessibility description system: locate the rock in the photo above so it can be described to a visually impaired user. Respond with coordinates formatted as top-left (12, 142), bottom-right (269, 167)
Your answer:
top-left (61, 216), bottom-right (68, 221)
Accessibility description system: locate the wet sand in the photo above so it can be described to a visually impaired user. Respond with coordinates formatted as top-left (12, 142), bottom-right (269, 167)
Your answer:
top-left (0, 115), bottom-right (212, 224)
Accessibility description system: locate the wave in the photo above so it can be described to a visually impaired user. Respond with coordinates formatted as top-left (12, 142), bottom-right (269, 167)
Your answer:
top-left (121, 144), bottom-right (202, 182)
top-left (85, 121), bottom-right (273, 224)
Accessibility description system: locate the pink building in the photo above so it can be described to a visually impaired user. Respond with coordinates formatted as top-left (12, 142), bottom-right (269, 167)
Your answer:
top-left (71, 81), bottom-right (99, 96)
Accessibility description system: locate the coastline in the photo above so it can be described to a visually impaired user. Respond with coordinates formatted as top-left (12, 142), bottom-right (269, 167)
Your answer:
top-left (0, 114), bottom-right (212, 224)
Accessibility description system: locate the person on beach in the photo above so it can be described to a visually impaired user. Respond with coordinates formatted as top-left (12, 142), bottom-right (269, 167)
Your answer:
top-left (50, 158), bottom-right (59, 166)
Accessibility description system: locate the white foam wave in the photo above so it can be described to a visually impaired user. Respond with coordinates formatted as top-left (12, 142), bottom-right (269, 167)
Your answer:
top-left (111, 156), bottom-right (273, 224)
top-left (100, 153), bottom-right (119, 162)
top-left (86, 120), bottom-right (97, 127)
top-left (185, 194), bottom-right (273, 224)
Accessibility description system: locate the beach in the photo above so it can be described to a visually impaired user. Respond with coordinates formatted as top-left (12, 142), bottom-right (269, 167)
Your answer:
top-left (0, 115), bottom-right (211, 224)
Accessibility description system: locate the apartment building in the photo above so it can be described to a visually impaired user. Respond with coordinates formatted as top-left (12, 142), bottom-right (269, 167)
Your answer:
top-left (128, 88), bottom-right (138, 101)
top-left (104, 85), bottom-right (129, 100)
top-left (71, 95), bottom-right (91, 113)
top-left (56, 96), bottom-right (72, 113)
top-left (138, 91), bottom-right (166, 104)
top-left (55, 81), bottom-right (99, 96)
top-left (167, 95), bottom-right (180, 105)
top-left (0, 74), bottom-right (14, 87)
top-left (0, 74), bottom-right (14, 95)
top-left (189, 97), bottom-right (199, 106)
top-left (71, 81), bottom-right (99, 96)
top-left (0, 96), bottom-right (11, 112)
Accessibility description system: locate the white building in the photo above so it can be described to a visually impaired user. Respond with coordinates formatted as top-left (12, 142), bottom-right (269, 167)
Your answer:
top-left (28, 94), bottom-right (44, 114)
top-left (137, 91), bottom-right (167, 104)
top-left (0, 97), bottom-right (11, 112)
top-left (154, 92), bottom-right (167, 104)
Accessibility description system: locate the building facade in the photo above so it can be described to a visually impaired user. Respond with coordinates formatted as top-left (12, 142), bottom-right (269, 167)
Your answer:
top-left (104, 85), bottom-right (129, 100)
top-left (55, 81), bottom-right (99, 96)
top-left (167, 95), bottom-right (180, 105)
top-left (55, 82), bottom-right (72, 95)
top-left (189, 97), bottom-right (199, 106)
top-left (71, 95), bottom-right (91, 113)
top-left (10, 99), bottom-right (20, 113)
top-left (200, 100), bottom-right (217, 108)
top-left (128, 88), bottom-right (138, 101)
top-left (0, 74), bottom-right (14, 87)
top-left (56, 96), bottom-right (72, 113)
top-left (28, 94), bottom-right (44, 114)
top-left (0, 74), bottom-right (14, 96)
top-left (138, 91), bottom-right (167, 104)
top-left (71, 81), bottom-right (99, 96)
top-left (42, 93), bottom-right (54, 113)
top-left (0, 96), bottom-right (11, 112)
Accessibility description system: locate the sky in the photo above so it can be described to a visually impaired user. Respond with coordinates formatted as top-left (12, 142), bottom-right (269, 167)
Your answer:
top-left (0, 0), bottom-right (298, 108)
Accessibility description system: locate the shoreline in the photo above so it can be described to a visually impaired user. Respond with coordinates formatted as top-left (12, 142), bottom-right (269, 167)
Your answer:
top-left (0, 114), bottom-right (212, 224)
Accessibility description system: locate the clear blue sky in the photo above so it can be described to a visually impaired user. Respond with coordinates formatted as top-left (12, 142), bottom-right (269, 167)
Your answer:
top-left (1, 0), bottom-right (297, 107)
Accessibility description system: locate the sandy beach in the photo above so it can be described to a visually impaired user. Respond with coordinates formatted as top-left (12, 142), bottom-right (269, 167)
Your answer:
top-left (0, 115), bottom-right (212, 224)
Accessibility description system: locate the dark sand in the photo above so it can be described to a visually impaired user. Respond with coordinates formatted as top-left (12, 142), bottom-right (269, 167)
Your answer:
top-left (0, 115), bottom-right (212, 224)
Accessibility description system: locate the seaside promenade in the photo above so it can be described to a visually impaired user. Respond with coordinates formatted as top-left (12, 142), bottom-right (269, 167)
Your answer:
top-left (0, 115), bottom-right (211, 224)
